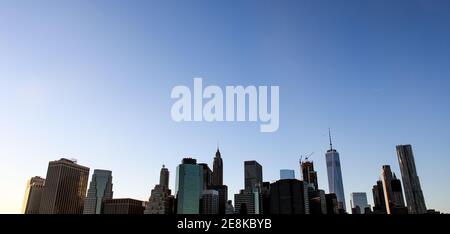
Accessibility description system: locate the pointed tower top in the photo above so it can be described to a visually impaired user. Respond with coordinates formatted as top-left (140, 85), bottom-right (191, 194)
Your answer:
top-left (328, 128), bottom-right (333, 150)
top-left (216, 147), bottom-right (221, 158)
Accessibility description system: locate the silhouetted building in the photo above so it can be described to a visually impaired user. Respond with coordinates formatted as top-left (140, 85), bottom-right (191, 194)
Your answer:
top-left (350, 192), bottom-right (369, 214)
top-left (159, 163), bottom-right (169, 187)
top-left (270, 179), bottom-right (309, 214)
top-left (396, 144), bottom-right (427, 214)
top-left (325, 193), bottom-right (339, 215)
top-left (22, 176), bottom-right (45, 214)
top-left (199, 163), bottom-right (213, 189)
top-left (176, 158), bottom-right (203, 214)
top-left (372, 180), bottom-right (387, 213)
top-left (244, 161), bottom-right (262, 190)
top-left (381, 165), bottom-right (406, 214)
top-left (144, 165), bottom-right (173, 214)
top-left (212, 147), bottom-right (223, 186)
top-left (280, 169), bottom-right (295, 180)
top-left (308, 189), bottom-right (327, 214)
top-left (261, 182), bottom-right (271, 214)
top-left (301, 160), bottom-right (318, 190)
top-left (325, 130), bottom-right (346, 211)
top-left (102, 198), bottom-right (144, 214)
top-left (83, 169), bottom-right (113, 214)
top-left (200, 190), bottom-right (219, 214)
top-left (39, 158), bottom-right (89, 214)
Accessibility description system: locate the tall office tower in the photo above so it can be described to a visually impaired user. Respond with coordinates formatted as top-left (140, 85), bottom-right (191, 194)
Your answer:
top-left (175, 158), bottom-right (203, 214)
top-left (381, 165), bottom-right (406, 214)
top-left (270, 179), bottom-right (308, 214)
top-left (301, 159), bottom-right (319, 190)
top-left (396, 144), bottom-right (427, 214)
top-left (39, 158), bottom-right (89, 214)
top-left (325, 129), bottom-right (346, 211)
top-left (372, 180), bottom-right (387, 213)
top-left (22, 176), bottom-right (45, 214)
top-left (144, 165), bottom-right (173, 214)
top-left (325, 193), bottom-right (339, 215)
top-left (199, 163), bottom-right (213, 189)
top-left (160, 164), bottom-right (169, 187)
top-left (350, 192), bottom-right (369, 214)
top-left (244, 160), bottom-right (263, 190)
top-left (200, 190), bottom-right (219, 214)
top-left (102, 198), bottom-right (145, 214)
top-left (212, 147), bottom-right (223, 186)
top-left (83, 169), bottom-right (113, 214)
top-left (280, 169), bottom-right (295, 180)
top-left (308, 189), bottom-right (327, 214)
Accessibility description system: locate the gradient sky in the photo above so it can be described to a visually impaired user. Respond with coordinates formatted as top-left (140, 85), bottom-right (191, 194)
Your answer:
top-left (1, 0), bottom-right (450, 214)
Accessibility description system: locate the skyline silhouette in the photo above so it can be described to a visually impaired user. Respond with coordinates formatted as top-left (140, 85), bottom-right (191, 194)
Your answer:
top-left (1, 0), bottom-right (450, 213)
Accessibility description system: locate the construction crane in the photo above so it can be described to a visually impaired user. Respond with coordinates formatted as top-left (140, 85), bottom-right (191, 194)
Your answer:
top-left (299, 152), bottom-right (314, 163)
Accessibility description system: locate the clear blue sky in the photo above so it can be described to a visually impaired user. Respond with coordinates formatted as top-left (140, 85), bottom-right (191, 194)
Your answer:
top-left (1, 0), bottom-right (449, 213)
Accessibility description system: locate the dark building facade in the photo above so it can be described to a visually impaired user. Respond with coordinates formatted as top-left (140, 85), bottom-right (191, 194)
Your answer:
top-left (102, 198), bottom-right (144, 214)
top-left (301, 160), bottom-right (318, 190)
top-left (244, 161), bottom-right (262, 190)
top-left (212, 148), bottom-right (223, 186)
top-left (325, 193), bottom-right (339, 215)
top-left (372, 180), bottom-right (387, 213)
top-left (269, 179), bottom-right (307, 214)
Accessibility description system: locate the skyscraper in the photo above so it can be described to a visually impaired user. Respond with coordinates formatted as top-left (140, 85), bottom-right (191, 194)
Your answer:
top-left (396, 144), bottom-right (427, 214)
top-left (83, 169), bottom-right (113, 214)
top-left (39, 158), bottom-right (89, 214)
top-left (144, 165), bottom-right (173, 214)
top-left (325, 129), bottom-right (346, 211)
top-left (160, 164), bottom-right (169, 188)
top-left (301, 159), bottom-right (318, 190)
top-left (270, 179), bottom-right (308, 214)
top-left (372, 180), bottom-right (387, 213)
top-left (212, 147), bottom-right (223, 186)
top-left (244, 160), bottom-right (263, 190)
top-left (175, 158), bottom-right (203, 214)
top-left (350, 192), bottom-right (369, 214)
top-left (199, 163), bottom-right (213, 189)
top-left (280, 169), bottom-right (295, 180)
top-left (22, 176), bottom-right (45, 214)
top-left (381, 165), bottom-right (406, 214)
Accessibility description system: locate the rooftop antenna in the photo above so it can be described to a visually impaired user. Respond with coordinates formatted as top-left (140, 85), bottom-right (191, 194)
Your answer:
top-left (328, 128), bottom-right (333, 150)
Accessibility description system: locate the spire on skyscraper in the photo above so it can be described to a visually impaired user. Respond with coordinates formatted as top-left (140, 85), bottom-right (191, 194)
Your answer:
top-left (328, 128), bottom-right (333, 150)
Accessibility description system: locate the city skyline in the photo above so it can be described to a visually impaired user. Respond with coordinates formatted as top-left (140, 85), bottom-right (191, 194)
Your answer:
top-left (1, 0), bottom-right (450, 214)
top-left (17, 141), bottom-right (442, 214)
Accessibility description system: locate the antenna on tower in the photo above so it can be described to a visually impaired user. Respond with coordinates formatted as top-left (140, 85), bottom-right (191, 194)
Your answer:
top-left (328, 128), bottom-right (333, 150)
